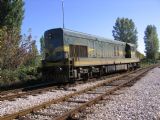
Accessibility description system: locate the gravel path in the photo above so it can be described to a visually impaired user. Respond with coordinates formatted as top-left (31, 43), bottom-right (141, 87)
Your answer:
top-left (0, 75), bottom-right (109, 117)
top-left (85, 67), bottom-right (160, 120)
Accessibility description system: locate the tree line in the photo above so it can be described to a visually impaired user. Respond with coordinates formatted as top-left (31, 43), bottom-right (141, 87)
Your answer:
top-left (112, 17), bottom-right (159, 60)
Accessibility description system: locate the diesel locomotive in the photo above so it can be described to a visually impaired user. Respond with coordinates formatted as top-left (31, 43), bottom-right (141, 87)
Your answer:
top-left (42, 28), bottom-right (140, 83)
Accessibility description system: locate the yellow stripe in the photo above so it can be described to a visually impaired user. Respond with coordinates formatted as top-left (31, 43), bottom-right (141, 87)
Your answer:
top-left (88, 48), bottom-right (94, 52)
top-left (74, 59), bottom-right (139, 66)
top-left (64, 45), bottom-right (69, 52)
top-left (44, 58), bottom-right (139, 67)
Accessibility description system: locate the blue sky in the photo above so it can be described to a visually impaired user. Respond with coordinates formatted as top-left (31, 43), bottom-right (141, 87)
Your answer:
top-left (22, 0), bottom-right (160, 54)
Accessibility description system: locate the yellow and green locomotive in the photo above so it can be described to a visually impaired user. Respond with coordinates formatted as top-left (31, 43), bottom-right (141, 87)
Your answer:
top-left (42, 28), bottom-right (139, 83)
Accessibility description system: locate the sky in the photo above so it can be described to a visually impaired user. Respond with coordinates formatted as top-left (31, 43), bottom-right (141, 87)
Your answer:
top-left (22, 0), bottom-right (160, 54)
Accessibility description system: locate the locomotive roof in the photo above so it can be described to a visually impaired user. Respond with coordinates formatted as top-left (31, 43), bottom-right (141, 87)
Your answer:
top-left (45, 28), bottom-right (136, 47)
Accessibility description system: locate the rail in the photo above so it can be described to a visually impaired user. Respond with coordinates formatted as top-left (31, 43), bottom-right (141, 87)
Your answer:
top-left (0, 65), bottom-right (158, 120)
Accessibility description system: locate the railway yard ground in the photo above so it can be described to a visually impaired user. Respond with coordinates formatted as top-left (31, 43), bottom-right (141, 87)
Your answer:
top-left (84, 67), bottom-right (160, 120)
top-left (0, 65), bottom-right (160, 120)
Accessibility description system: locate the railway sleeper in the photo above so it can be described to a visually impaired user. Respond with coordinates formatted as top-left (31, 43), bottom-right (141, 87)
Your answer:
top-left (0, 66), bottom-right (155, 120)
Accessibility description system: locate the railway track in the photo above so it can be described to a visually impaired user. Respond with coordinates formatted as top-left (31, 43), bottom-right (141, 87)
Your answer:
top-left (0, 71), bottom-right (126, 101)
top-left (0, 65), bottom-right (157, 120)
top-left (0, 85), bottom-right (57, 101)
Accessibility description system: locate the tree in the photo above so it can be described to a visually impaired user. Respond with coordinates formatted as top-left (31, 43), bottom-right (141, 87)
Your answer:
top-left (0, 27), bottom-right (21, 70)
top-left (144, 25), bottom-right (159, 60)
top-left (0, 0), bottom-right (24, 70)
top-left (20, 30), bottom-right (39, 67)
top-left (158, 52), bottom-right (160, 60)
top-left (112, 17), bottom-right (138, 46)
top-left (40, 36), bottom-right (45, 59)
top-left (0, 28), bottom-right (37, 70)
top-left (0, 0), bottom-right (24, 31)
top-left (0, 1), bottom-right (41, 85)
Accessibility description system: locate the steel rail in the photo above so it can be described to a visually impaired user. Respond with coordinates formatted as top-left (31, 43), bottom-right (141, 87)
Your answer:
top-left (0, 72), bottom-right (125, 101)
top-left (0, 65), bottom-right (157, 120)
top-left (54, 65), bottom-right (155, 120)
top-left (0, 74), bottom-right (127, 120)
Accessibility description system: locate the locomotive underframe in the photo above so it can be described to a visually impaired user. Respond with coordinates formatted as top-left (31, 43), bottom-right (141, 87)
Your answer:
top-left (42, 59), bottom-right (140, 83)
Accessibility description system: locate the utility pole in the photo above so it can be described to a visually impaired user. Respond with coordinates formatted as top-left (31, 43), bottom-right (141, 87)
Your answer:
top-left (61, 0), bottom-right (65, 28)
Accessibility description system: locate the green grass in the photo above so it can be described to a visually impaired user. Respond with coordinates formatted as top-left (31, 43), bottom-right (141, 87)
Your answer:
top-left (140, 59), bottom-right (159, 68)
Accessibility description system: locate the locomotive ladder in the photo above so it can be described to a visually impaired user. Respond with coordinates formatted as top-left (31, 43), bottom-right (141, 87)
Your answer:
top-left (69, 59), bottom-right (74, 78)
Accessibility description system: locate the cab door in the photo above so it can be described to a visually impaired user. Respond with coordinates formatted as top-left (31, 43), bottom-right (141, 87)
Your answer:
top-left (125, 43), bottom-right (131, 58)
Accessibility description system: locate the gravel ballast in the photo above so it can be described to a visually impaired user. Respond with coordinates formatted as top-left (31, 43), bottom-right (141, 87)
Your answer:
top-left (85, 67), bottom-right (160, 120)
top-left (0, 74), bottom-right (112, 117)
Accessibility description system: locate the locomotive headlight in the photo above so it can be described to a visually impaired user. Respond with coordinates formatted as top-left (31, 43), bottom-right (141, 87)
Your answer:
top-left (59, 67), bottom-right (63, 71)
top-left (56, 67), bottom-right (63, 72)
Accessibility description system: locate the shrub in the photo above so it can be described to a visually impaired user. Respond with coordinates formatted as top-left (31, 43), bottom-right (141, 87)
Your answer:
top-left (18, 66), bottom-right (39, 81)
top-left (0, 66), bottom-right (41, 87)
top-left (0, 69), bottom-right (20, 86)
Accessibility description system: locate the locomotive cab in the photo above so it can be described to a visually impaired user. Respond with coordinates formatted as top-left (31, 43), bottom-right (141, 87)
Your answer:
top-left (44, 28), bottom-right (65, 61)
top-left (42, 28), bottom-right (70, 83)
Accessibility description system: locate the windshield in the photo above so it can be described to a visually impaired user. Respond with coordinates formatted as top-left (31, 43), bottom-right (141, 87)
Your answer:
top-left (44, 29), bottom-right (64, 61)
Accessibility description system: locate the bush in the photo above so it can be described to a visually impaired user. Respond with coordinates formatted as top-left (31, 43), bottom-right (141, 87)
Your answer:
top-left (0, 66), bottom-right (41, 87)
top-left (0, 69), bottom-right (20, 86)
top-left (140, 58), bottom-right (158, 68)
top-left (18, 66), bottom-right (39, 81)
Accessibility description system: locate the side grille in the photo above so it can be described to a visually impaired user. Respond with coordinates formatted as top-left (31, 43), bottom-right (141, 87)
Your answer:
top-left (69, 45), bottom-right (88, 58)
